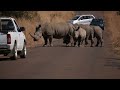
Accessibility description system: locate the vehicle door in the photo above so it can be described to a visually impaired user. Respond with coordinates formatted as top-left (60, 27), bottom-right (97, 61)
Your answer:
top-left (87, 16), bottom-right (94, 24)
top-left (79, 16), bottom-right (93, 25)
top-left (78, 16), bottom-right (89, 25)
top-left (13, 20), bottom-right (24, 50)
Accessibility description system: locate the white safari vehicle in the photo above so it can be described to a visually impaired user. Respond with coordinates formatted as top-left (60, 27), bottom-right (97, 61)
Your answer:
top-left (0, 17), bottom-right (27, 60)
top-left (68, 15), bottom-right (95, 25)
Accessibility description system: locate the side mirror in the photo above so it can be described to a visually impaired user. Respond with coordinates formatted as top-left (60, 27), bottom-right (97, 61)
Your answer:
top-left (20, 27), bottom-right (25, 31)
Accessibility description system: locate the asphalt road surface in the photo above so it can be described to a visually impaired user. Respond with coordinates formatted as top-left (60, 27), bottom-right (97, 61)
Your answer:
top-left (0, 35), bottom-right (120, 79)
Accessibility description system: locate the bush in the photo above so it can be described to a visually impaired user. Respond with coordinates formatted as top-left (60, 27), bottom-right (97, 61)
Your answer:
top-left (0, 11), bottom-right (38, 19)
top-left (116, 11), bottom-right (120, 15)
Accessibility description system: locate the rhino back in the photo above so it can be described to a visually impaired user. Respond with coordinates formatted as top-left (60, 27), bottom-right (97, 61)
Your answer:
top-left (43, 22), bottom-right (71, 38)
top-left (79, 24), bottom-right (93, 35)
top-left (79, 28), bottom-right (86, 38)
top-left (91, 26), bottom-right (103, 38)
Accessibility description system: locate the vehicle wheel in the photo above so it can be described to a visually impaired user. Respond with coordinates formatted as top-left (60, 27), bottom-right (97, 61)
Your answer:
top-left (20, 43), bottom-right (27, 58)
top-left (10, 43), bottom-right (17, 60)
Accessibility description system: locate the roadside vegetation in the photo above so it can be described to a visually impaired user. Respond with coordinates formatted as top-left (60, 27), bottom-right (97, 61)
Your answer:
top-left (104, 11), bottom-right (120, 55)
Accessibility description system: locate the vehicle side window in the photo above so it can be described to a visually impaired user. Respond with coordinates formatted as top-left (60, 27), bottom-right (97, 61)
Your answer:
top-left (14, 20), bottom-right (20, 32)
top-left (89, 16), bottom-right (94, 19)
top-left (80, 16), bottom-right (86, 20)
top-left (79, 15), bottom-right (94, 20)
top-left (81, 16), bottom-right (90, 20)
top-left (86, 16), bottom-right (91, 19)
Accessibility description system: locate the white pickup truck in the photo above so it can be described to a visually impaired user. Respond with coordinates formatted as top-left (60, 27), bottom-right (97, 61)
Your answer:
top-left (0, 17), bottom-right (27, 60)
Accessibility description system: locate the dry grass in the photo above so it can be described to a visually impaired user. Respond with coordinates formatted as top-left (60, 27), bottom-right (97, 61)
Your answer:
top-left (15, 11), bottom-right (75, 47)
top-left (104, 11), bottom-right (120, 54)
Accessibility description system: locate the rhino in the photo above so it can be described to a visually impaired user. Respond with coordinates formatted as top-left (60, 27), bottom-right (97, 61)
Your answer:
top-left (73, 26), bottom-right (86, 47)
top-left (91, 25), bottom-right (104, 47)
top-left (77, 24), bottom-right (95, 47)
top-left (30, 22), bottom-right (76, 47)
top-left (74, 24), bottom-right (104, 47)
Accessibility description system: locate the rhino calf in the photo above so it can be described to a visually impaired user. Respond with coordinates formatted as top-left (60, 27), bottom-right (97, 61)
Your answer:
top-left (77, 24), bottom-right (94, 47)
top-left (73, 27), bottom-right (86, 47)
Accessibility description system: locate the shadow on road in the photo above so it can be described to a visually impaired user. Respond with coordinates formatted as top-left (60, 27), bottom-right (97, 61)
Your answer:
top-left (33, 45), bottom-right (103, 48)
top-left (34, 45), bottom-right (74, 47)
top-left (105, 57), bottom-right (120, 61)
top-left (0, 57), bottom-right (12, 61)
top-left (104, 57), bottom-right (120, 69)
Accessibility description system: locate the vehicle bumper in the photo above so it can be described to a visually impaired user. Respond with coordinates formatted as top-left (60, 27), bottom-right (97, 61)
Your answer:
top-left (0, 45), bottom-right (11, 54)
top-left (0, 49), bottom-right (11, 54)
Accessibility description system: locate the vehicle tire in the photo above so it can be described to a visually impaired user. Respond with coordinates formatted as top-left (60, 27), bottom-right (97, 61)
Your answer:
top-left (20, 42), bottom-right (27, 58)
top-left (10, 43), bottom-right (17, 60)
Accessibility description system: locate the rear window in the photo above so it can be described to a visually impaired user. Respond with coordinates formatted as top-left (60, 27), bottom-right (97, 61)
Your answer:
top-left (0, 19), bottom-right (15, 31)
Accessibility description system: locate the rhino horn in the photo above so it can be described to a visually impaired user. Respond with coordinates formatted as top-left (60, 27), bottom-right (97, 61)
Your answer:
top-left (29, 33), bottom-right (35, 38)
top-left (29, 33), bottom-right (38, 41)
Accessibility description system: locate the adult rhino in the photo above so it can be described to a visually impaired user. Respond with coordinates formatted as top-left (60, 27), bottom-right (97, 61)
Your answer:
top-left (91, 25), bottom-right (104, 47)
top-left (30, 22), bottom-right (76, 47)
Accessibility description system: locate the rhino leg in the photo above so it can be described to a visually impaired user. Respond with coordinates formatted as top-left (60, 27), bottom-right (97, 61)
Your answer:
top-left (85, 35), bottom-right (89, 45)
top-left (70, 35), bottom-right (74, 47)
top-left (73, 38), bottom-right (77, 47)
top-left (90, 39), bottom-right (94, 47)
top-left (63, 36), bottom-right (67, 44)
top-left (100, 37), bottom-right (104, 47)
top-left (95, 34), bottom-right (103, 47)
top-left (43, 36), bottom-right (48, 47)
top-left (81, 37), bottom-right (85, 47)
top-left (48, 36), bottom-right (53, 47)
top-left (63, 35), bottom-right (70, 46)
top-left (90, 34), bottom-right (94, 47)
top-left (77, 37), bottom-right (81, 47)
top-left (95, 37), bottom-right (100, 47)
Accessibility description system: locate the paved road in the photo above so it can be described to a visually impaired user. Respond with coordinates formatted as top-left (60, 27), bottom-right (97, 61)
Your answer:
top-left (0, 36), bottom-right (120, 79)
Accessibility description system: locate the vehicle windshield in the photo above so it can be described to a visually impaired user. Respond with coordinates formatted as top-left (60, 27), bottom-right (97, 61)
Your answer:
top-left (0, 19), bottom-right (15, 31)
top-left (71, 16), bottom-right (80, 20)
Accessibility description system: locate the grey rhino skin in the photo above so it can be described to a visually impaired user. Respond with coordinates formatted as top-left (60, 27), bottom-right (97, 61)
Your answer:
top-left (30, 22), bottom-right (76, 47)
top-left (73, 26), bottom-right (86, 47)
top-left (91, 25), bottom-right (104, 47)
top-left (75, 24), bottom-right (104, 47)
top-left (77, 24), bottom-right (95, 47)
